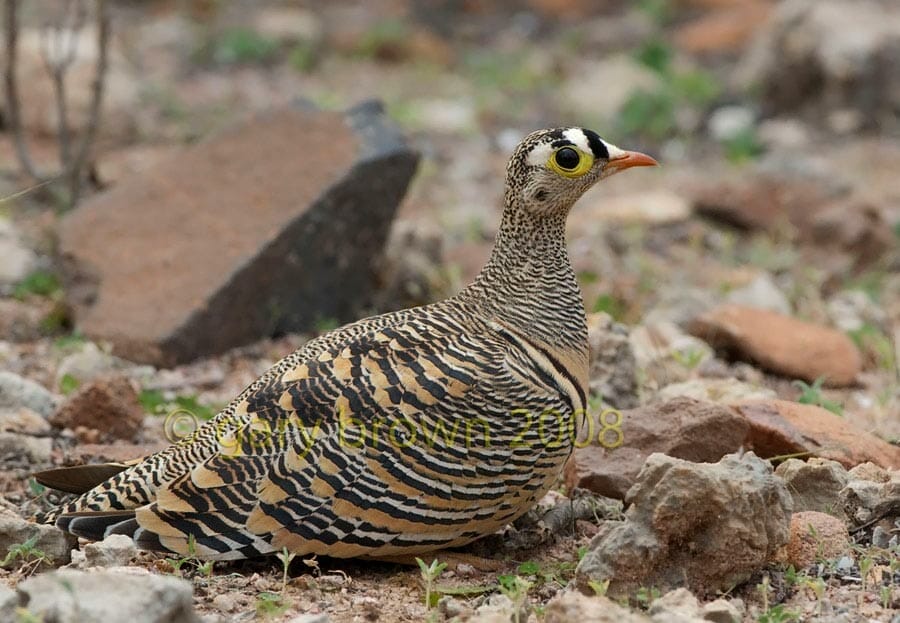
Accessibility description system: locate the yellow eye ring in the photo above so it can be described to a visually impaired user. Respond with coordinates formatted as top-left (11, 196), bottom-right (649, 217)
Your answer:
top-left (547, 146), bottom-right (594, 178)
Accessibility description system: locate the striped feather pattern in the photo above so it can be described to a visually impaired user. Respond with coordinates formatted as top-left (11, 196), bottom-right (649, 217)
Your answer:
top-left (38, 128), bottom-right (654, 560)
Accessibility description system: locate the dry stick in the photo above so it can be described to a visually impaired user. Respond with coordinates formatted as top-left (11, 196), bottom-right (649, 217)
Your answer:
top-left (40, 0), bottom-right (87, 171)
top-left (3, 0), bottom-right (45, 182)
top-left (67, 0), bottom-right (108, 205)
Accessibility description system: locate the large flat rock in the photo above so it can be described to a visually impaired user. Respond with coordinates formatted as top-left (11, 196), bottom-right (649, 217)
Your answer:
top-left (60, 101), bottom-right (418, 366)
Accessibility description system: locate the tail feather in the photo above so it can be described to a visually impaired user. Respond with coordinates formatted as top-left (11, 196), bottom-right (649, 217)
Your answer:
top-left (58, 511), bottom-right (138, 541)
top-left (34, 462), bottom-right (137, 494)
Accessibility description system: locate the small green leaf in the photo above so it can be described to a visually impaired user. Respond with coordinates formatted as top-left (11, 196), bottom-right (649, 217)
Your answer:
top-left (517, 561), bottom-right (541, 576)
top-left (59, 373), bottom-right (80, 395)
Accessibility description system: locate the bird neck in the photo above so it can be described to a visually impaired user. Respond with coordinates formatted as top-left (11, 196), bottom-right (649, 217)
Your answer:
top-left (461, 196), bottom-right (587, 351)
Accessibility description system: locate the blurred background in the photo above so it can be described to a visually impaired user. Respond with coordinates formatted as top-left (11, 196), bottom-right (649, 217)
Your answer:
top-left (0, 0), bottom-right (898, 442)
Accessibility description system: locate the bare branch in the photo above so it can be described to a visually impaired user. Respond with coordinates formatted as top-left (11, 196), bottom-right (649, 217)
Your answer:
top-left (40, 0), bottom-right (89, 172)
top-left (67, 0), bottom-right (108, 205)
top-left (3, 0), bottom-right (45, 182)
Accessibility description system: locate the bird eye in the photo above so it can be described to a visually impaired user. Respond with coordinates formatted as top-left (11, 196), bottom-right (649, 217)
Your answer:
top-left (547, 146), bottom-right (594, 178)
top-left (554, 147), bottom-right (580, 171)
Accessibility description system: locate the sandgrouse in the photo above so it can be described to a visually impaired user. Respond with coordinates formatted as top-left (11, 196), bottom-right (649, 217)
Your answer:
top-left (36, 128), bottom-right (656, 561)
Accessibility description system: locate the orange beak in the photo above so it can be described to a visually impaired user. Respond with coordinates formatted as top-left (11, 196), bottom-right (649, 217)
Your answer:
top-left (607, 150), bottom-right (659, 172)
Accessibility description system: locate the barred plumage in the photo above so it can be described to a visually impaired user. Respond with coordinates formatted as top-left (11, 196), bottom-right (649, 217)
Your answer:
top-left (36, 128), bottom-right (656, 560)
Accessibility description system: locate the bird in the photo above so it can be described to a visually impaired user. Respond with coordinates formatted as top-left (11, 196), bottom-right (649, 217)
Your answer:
top-left (35, 128), bottom-right (657, 562)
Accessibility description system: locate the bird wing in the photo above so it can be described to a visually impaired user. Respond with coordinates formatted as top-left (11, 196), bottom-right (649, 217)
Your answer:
top-left (64, 311), bottom-right (574, 560)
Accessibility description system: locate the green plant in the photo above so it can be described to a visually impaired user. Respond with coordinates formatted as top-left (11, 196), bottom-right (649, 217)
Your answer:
top-left (635, 37), bottom-right (671, 74)
top-left (212, 29), bottom-right (279, 65)
top-left (793, 378), bottom-right (843, 416)
top-left (497, 575), bottom-right (532, 623)
top-left (354, 19), bottom-right (408, 59)
top-left (588, 579), bottom-right (610, 597)
top-left (592, 293), bottom-right (626, 320)
top-left (881, 585), bottom-right (893, 610)
top-left (724, 128), bottom-right (764, 164)
top-left (277, 547), bottom-right (296, 593)
top-left (672, 347), bottom-right (705, 370)
top-left (634, 586), bottom-right (660, 608)
top-left (1, 535), bottom-right (50, 574)
top-left (255, 591), bottom-right (289, 618)
top-left (164, 534), bottom-right (212, 577)
top-left (13, 270), bottom-right (61, 300)
top-left (848, 324), bottom-right (896, 372)
top-left (288, 42), bottom-right (318, 72)
top-left (757, 604), bottom-right (800, 623)
top-left (416, 557), bottom-right (448, 609)
top-left (517, 561), bottom-right (540, 576)
top-left (617, 89), bottom-right (676, 141)
top-left (140, 389), bottom-right (218, 420)
top-left (859, 555), bottom-right (874, 591)
top-left (59, 373), bottom-right (80, 395)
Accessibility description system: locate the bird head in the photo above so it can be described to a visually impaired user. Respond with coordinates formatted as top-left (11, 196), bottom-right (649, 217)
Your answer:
top-left (506, 128), bottom-right (658, 217)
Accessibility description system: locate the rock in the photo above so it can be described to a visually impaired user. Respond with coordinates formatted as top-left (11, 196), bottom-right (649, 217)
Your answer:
top-left (0, 298), bottom-right (53, 341)
top-left (756, 118), bottom-right (811, 150)
top-left (81, 534), bottom-right (137, 568)
top-left (657, 378), bottom-right (775, 405)
top-left (54, 342), bottom-right (136, 389)
top-left (648, 588), bottom-right (709, 623)
top-left (566, 398), bottom-right (749, 500)
top-left (701, 598), bottom-right (743, 623)
top-left (708, 106), bottom-right (756, 143)
top-left (630, 322), bottom-right (714, 388)
top-left (689, 305), bottom-right (862, 387)
top-left (438, 595), bottom-right (473, 621)
top-left (737, 0), bottom-right (900, 131)
top-left (372, 219), bottom-right (447, 311)
top-left (786, 511), bottom-right (851, 568)
top-left (0, 219), bottom-right (38, 286)
top-left (544, 591), bottom-right (651, 623)
top-left (50, 376), bottom-right (144, 442)
top-left (571, 191), bottom-right (692, 228)
top-left (0, 584), bottom-right (17, 616)
top-left (0, 371), bottom-right (57, 418)
top-left (586, 312), bottom-right (639, 409)
top-left (211, 594), bottom-right (237, 613)
top-left (840, 465), bottom-right (900, 526)
top-left (287, 615), bottom-right (329, 623)
top-left (724, 273), bottom-right (791, 316)
top-left (734, 400), bottom-right (900, 469)
top-left (0, 432), bottom-right (53, 464)
top-left (775, 458), bottom-right (849, 518)
top-left (826, 290), bottom-right (887, 333)
top-left (0, 407), bottom-right (52, 435)
top-left (563, 55), bottom-right (662, 125)
top-left (576, 452), bottom-right (792, 597)
top-left (59, 101), bottom-right (419, 366)
top-left (15, 567), bottom-right (198, 623)
top-left (643, 288), bottom-right (717, 330)
top-left (0, 507), bottom-right (73, 567)
top-left (469, 594), bottom-right (527, 623)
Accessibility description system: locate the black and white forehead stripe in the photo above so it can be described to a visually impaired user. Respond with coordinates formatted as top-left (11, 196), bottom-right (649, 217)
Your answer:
top-left (526, 128), bottom-right (626, 167)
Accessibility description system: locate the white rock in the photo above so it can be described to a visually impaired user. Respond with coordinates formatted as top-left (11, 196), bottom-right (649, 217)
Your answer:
top-left (0, 219), bottom-right (37, 285)
top-left (757, 118), bottom-right (811, 149)
top-left (54, 342), bottom-right (118, 387)
top-left (82, 534), bottom-right (137, 568)
top-left (0, 432), bottom-right (53, 463)
top-left (708, 106), bottom-right (755, 142)
top-left (0, 371), bottom-right (57, 418)
top-left (0, 507), bottom-right (72, 566)
top-left (826, 289), bottom-right (886, 332)
top-left (575, 190), bottom-right (691, 227)
top-left (0, 407), bottom-right (52, 435)
top-left (416, 98), bottom-right (477, 133)
top-left (657, 378), bottom-right (776, 404)
top-left (701, 598), bottom-right (743, 623)
top-left (17, 567), bottom-right (199, 623)
top-left (725, 273), bottom-right (791, 315)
